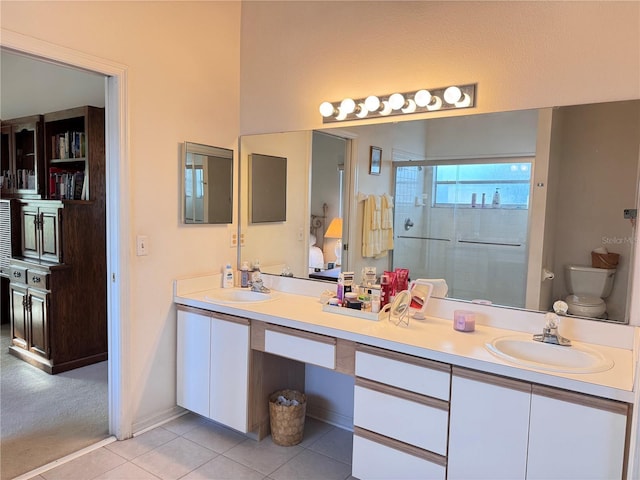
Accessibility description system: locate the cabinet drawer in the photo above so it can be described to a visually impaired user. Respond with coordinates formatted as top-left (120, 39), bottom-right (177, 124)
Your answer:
top-left (27, 270), bottom-right (50, 290)
top-left (264, 324), bottom-right (336, 369)
top-left (353, 428), bottom-right (446, 480)
top-left (354, 379), bottom-right (449, 455)
top-left (356, 345), bottom-right (451, 400)
top-left (9, 266), bottom-right (27, 284)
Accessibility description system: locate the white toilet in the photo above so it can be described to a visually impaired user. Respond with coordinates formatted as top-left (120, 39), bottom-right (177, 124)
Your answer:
top-left (564, 265), bottom-right (616, 318)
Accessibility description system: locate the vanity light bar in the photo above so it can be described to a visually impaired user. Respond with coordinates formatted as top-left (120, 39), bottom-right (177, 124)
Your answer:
top-left (319, 83), bottom-right (477, 123)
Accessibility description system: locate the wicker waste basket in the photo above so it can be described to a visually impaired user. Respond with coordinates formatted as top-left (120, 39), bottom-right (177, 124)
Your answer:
top-left (591, 251), bottom-right (620, 269)
top-left (269, 389), bottom-right (306, 446)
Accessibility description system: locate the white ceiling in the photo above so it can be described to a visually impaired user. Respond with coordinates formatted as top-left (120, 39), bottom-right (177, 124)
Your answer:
top-left (1, 50), bottom-right (105, 120)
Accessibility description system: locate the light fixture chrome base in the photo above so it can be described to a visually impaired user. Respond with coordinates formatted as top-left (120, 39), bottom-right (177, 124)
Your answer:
top-left (320, 83), bottom-right (476, 123)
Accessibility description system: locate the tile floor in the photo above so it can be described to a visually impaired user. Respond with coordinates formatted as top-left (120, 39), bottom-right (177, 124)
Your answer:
top-left (26, 413), bottom-right (356, 480)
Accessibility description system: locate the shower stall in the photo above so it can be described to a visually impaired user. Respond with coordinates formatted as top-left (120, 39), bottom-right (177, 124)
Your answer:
top-left (392, 159), bottom-right (532, 308)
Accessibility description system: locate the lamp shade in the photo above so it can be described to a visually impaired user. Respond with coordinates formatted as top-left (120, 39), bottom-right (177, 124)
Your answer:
top-left (325, 217), bottom-right (343, 239)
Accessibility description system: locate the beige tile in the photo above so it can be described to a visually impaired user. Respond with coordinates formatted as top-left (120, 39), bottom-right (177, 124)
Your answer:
top-left (296, 417), bottom-right (334, 448)
top-left (105, 427), bottom-right (177, 460)
top-left (181, 455), bottom-right (265, 480)
top-left (131, 437), bottom-right (216, 480)
top-left (224, 438), bottom-right (303, 476)
top-left (41, 448), bottom-right (126, 480)
top-left (161, 413), bottom-right (209, 436)
top-left (183, 422), bottom-right (247, 454)
top-left (308, 426), bottom-right (353, 465)
top-left (269, 449), bottom-right (351, 480)
top-left (93, 461), bottom-right (161, 479)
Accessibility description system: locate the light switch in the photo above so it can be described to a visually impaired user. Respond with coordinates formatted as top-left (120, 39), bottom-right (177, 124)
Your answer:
top-left (136, 235), bottom-right (149, 256)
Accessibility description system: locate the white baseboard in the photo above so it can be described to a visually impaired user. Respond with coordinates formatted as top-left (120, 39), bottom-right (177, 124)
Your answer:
top-left (131, 405), bottom-right (187, 436)
top-left (306, 404), bottom-right (353, 431)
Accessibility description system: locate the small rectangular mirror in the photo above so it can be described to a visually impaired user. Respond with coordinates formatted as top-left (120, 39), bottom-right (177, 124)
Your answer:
top-left (249, 153), bottom-right (287, 223)
top-left (182, 142), bottom-right (233, 224)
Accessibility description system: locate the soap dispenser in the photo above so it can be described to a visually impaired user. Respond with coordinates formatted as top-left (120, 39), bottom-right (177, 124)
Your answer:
top-left (240, 261), bottom-right (250, 288)
top-left (491, 188), bottom-right (501, 208)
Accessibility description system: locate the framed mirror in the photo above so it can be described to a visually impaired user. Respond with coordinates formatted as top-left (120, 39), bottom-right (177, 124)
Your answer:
top-left (182, 142), bottom-right (233, 224)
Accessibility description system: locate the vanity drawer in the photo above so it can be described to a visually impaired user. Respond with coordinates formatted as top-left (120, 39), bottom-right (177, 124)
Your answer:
top-left (355, 345), bottom-right (451, 401)
top-left (264, 324), bottom-right (336, 369)
top-left (353, 428), bottom-right (446, 480)
top-left (354, 378), bottom-right (449, 455)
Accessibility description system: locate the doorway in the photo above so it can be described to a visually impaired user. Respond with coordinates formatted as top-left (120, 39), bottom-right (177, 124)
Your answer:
top-left (0, 31), bottom-right (129, 477)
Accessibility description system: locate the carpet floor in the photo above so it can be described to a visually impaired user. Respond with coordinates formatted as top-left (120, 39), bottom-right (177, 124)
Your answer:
top-left (0, 323), bottom-right (109, 480)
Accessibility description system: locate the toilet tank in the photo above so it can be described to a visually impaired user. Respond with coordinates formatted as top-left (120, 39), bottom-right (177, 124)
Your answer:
top-left (564, 265), bottom-right (616, 298)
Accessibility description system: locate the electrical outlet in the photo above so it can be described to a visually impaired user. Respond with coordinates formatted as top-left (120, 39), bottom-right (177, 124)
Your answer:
top-left (624, 209), bottom-right (637, 219)
top-left (230, 231), bottom-right (238, 247)
top-left (297, 227), bottom-right (304, 241)
top-left (136, 235), bottom-right (149, 256)
top-left (240, 233), bottom-right (245, 246)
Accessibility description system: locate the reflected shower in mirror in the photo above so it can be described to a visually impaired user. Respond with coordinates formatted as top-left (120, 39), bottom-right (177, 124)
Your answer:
top-left (182, 142), bottom-right (233, 224)
top-left (239, 100), bottom-right (639, 324)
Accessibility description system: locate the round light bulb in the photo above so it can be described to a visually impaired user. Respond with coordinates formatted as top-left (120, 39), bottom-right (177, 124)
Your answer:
top-left (355, 103), bottom-right (369, 118)
top-left (444, 86), bottom-right (463, 105)
top-left (401, 99), bottom-right (417, 113)
top-left (340, 98), bottom-right (356, 115)
top-left (414, 89), bottom-right (432, 107)
top-left (364, 95), bottom-right (381, 112)
top-left (427, 96), bottom-right (443, 111)
top-left (455, 93), bottom-right (472, 108)
top-left (319, 101), bottom-right (336, 118)
top-left (379, 101), bottom-right (393, 116)
top-left (335, 107), bottom-right (348, 121)
top-left (388, 93), bottom-right (406, 110)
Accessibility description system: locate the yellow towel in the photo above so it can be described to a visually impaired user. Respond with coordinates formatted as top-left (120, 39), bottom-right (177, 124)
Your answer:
top-left (362, 194), bottom-right (394, 258)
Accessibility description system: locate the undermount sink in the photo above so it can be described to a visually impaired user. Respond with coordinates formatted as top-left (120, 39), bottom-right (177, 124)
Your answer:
top-left (204, 289), bottom-right (277, 304)
top-left (485, 335), bottom-right (614, 374)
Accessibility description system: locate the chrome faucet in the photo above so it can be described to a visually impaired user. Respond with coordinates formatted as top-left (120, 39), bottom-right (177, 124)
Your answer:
top-left (533, 312), bottom-right (571, 346)
top-left (248, 272), bottom-right (270, 293)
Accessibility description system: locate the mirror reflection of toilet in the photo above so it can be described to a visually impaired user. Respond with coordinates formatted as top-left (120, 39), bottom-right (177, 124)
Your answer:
top-left (564, 265), bottom-right (616, 318)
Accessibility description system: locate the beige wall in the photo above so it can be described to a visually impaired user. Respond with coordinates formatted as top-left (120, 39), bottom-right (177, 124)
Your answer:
top-left (2, 1), bottom-right (241, 428)
top-left (240, 1), bottom-right (639, 134)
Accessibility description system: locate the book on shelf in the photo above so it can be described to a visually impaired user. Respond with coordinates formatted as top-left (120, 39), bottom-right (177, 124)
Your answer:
top-left (48, 167), bottom-right (85, 200)
top-left (51, 131), bottom-right (86, 159)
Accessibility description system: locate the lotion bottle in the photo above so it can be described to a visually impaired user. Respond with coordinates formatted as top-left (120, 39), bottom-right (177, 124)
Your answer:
top-left (492, 188), bottom-right (501, 208)
top-left (223, 263), bottom-right (234, 288)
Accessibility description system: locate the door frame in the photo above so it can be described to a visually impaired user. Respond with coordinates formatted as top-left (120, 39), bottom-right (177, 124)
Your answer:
top-left (1, 29), bottom-right (131, 439)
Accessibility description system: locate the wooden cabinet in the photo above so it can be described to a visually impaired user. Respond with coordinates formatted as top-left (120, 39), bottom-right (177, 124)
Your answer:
top-left (5, 105), bottom-right (107, 374)
top-left (19, 200), bottom-right (62, 263)
top-left (44, 106), bottom-right (105, 201)
top-left (448, 367), bottom-right (630, 480)
top-left (352, 345), bottom-right (450, 480)
top-left (177, 305), bottom-right (250, 433)
top-left (1, 115), bottom-right (45, 198)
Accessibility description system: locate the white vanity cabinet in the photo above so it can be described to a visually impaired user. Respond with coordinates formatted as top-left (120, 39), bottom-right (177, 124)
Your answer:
top-left (352, 345), bottom-right (450, 480)
top-left (527, 385), bottom-right (629, 480)
top-left (448, 368), bottom-right (531, 479)
top-left (448, 367), bottom-right (630, 480)
top-left (176, 305), bottom-right (249, 433)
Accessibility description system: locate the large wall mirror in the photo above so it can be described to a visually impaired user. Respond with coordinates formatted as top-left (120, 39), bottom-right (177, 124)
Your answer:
top-left (182, 142), bottom-right (233, 224)
top-left (239, 99), bottom-right (639, 325)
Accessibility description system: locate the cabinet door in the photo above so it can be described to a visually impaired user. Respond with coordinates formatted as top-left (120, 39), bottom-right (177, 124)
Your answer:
top-left (209, 315), bottom-right (249, 433)
top-left (1, 125), bottom-right (14, 195)
top-left (13, 122), bottom-right (41, 196)
top-left (21, 204), bottom-right (40, 260)
top-left (527, 386), bottom-right (628, 480)
top-left (38, 206), bottom-right (62, 262)
top-left (9, 283), bottom-right (28, 349)
top-left (176, 309), bottom-right (211, 418)
top-left (448, 368), bottom-right (531, 480)
top-left (28, 289), bottom-right (49, 358)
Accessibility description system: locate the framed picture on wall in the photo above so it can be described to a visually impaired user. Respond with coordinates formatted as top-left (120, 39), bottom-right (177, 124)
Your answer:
top-left (369, 146), bottom-right (382, 175)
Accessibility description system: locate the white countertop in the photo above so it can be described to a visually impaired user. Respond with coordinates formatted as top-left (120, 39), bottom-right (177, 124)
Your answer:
top-left (174, 277), bottom-right (635, 403)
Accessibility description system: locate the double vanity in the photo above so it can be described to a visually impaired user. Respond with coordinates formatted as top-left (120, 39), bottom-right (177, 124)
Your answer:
top-left (174, 274), bottom-right (635, 479)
